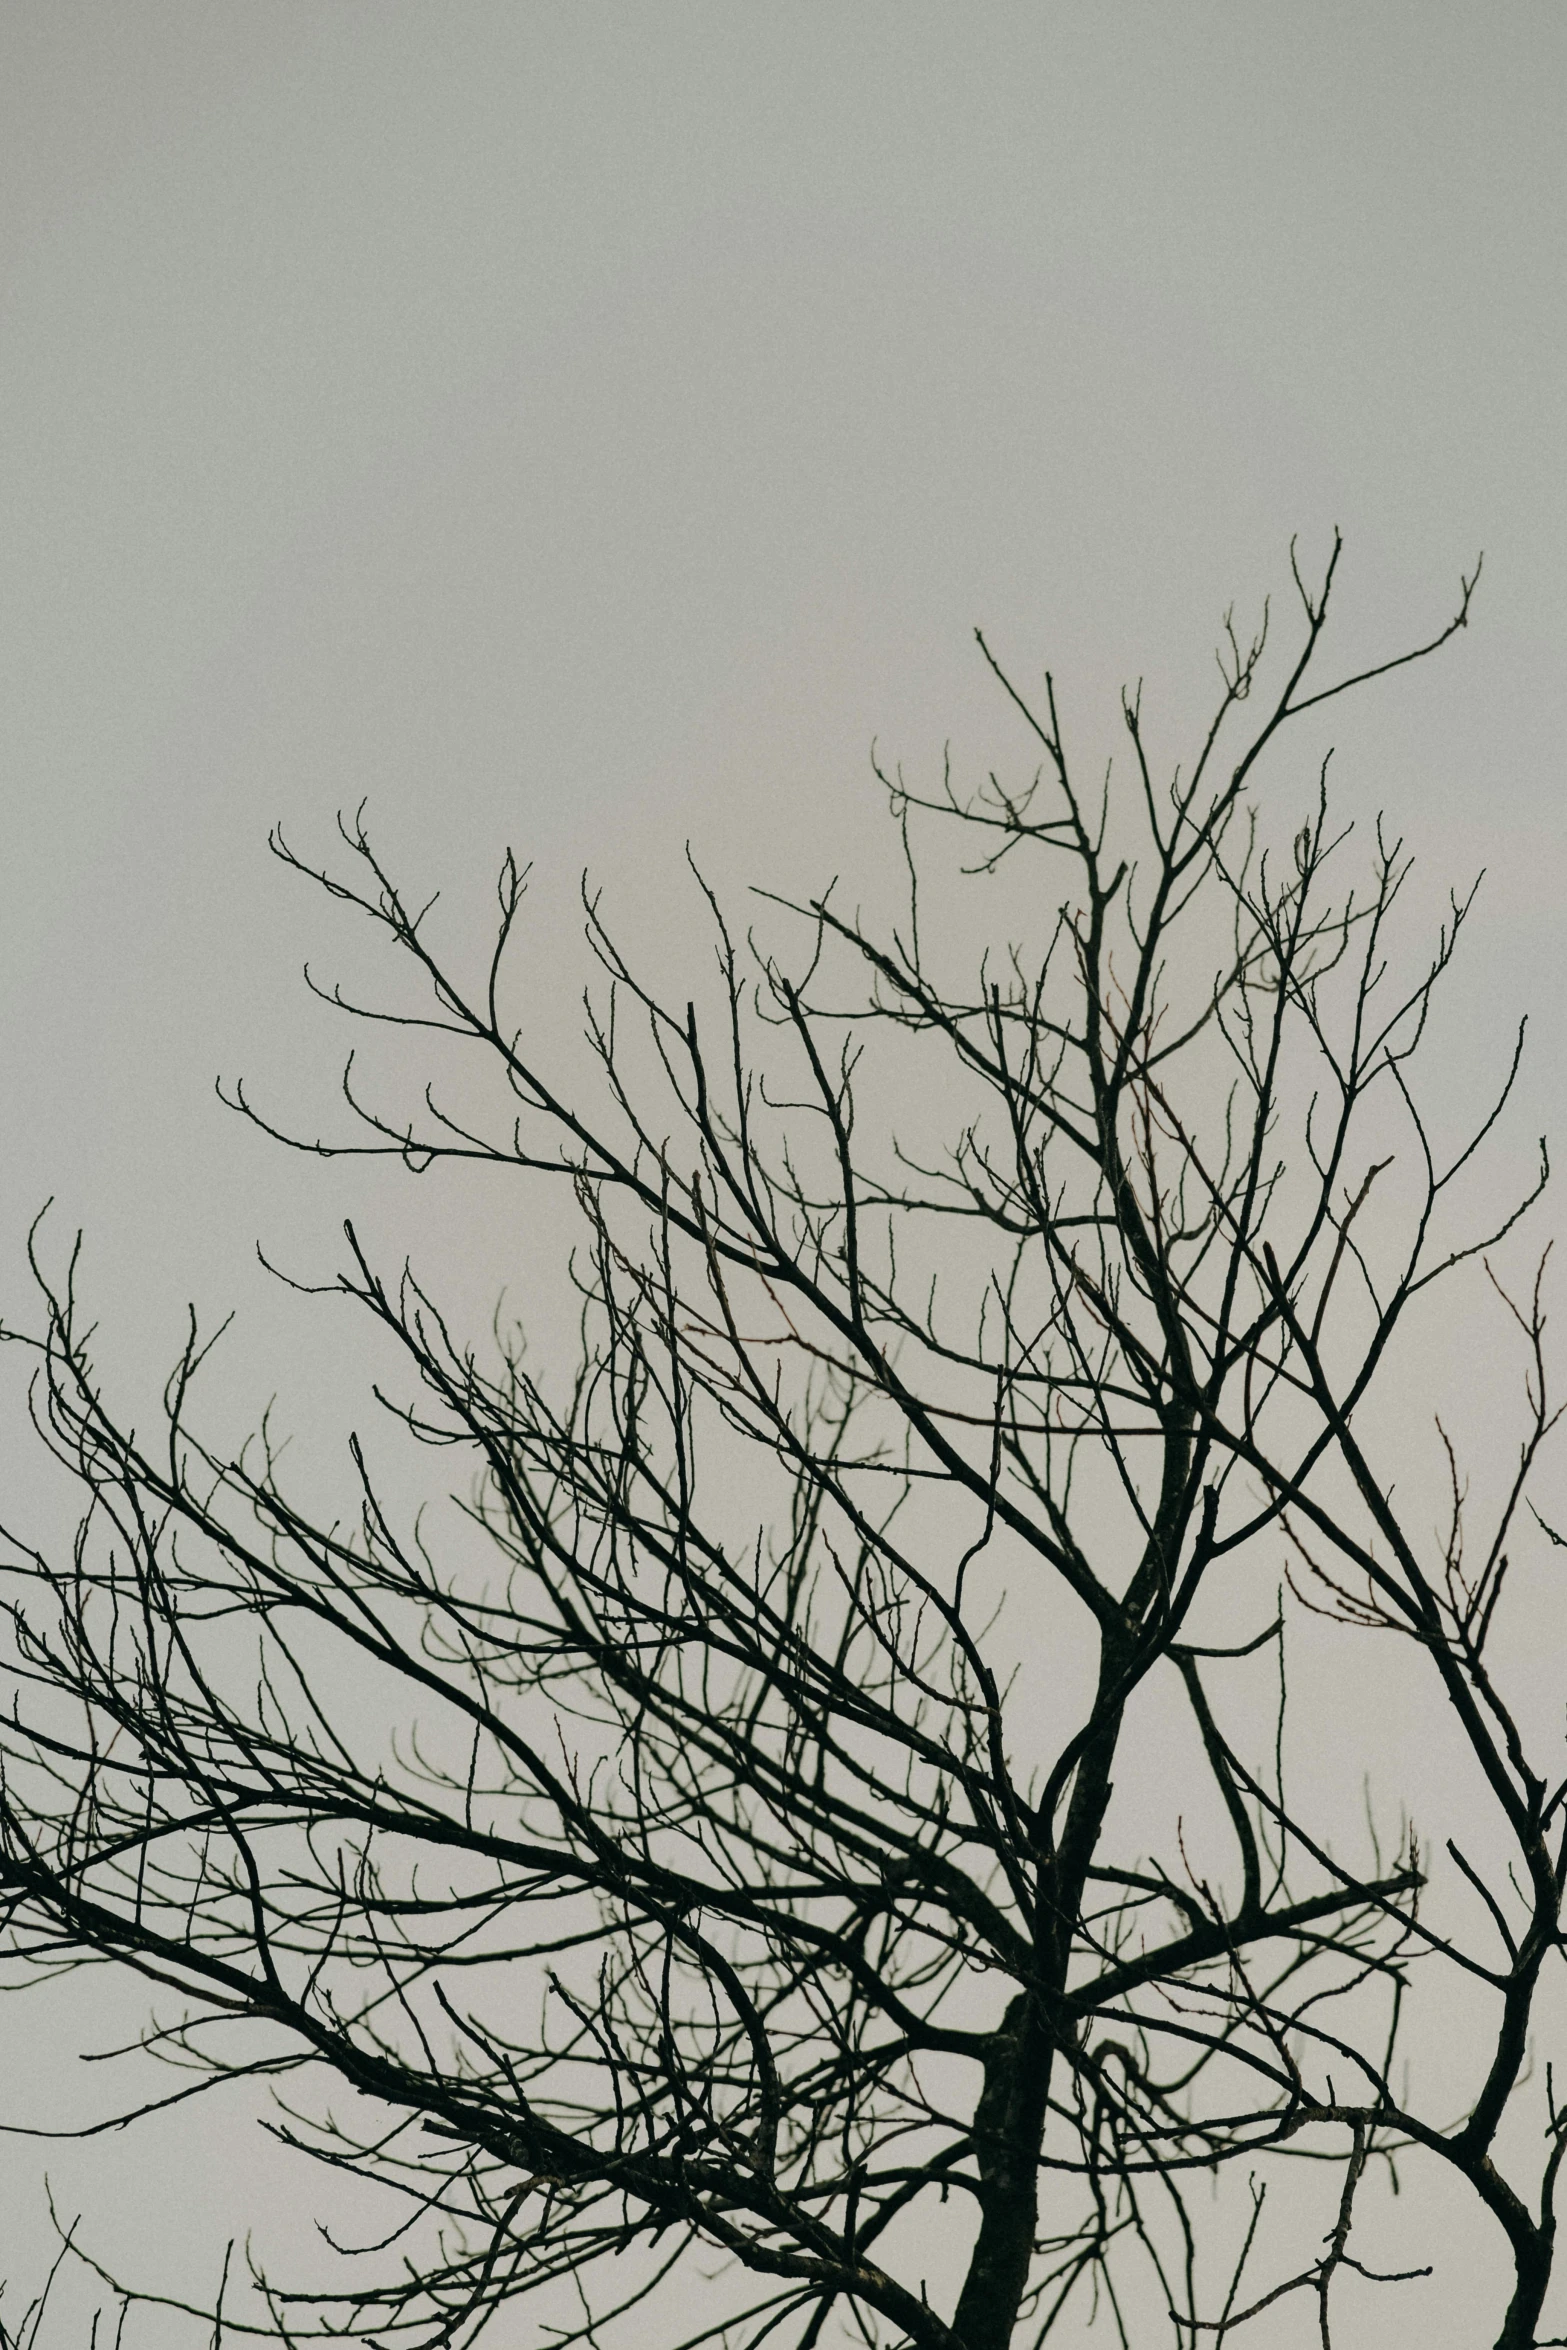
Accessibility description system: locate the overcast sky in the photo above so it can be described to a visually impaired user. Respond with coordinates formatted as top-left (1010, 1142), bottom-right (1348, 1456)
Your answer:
top-left (2, 6), bottom-right (1566, 2337)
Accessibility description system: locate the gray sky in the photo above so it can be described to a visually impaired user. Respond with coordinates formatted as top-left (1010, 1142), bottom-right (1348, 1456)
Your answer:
top-left (2, 5), bottom-right (1566, 2336)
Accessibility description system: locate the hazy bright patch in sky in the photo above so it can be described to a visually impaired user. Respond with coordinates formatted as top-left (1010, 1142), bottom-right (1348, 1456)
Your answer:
top-left (1, 4), bottom-right (1564, 2335)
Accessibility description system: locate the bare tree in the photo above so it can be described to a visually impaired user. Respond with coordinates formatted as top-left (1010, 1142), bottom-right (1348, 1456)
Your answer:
top-left (2, 538), bottom-right (1562, 2350)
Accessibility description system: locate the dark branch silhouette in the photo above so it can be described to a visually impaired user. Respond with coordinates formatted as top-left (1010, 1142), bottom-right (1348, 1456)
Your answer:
top-left (3, 537), bottom-right (1564, 2349)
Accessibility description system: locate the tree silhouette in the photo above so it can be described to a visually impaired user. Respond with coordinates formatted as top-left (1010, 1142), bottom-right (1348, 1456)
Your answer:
top-left (6, 540), bottom-right (1564, 2349)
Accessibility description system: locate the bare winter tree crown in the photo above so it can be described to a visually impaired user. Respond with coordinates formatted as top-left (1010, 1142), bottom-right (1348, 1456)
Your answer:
top-left (5, 539), bottom-right (1567, 2350)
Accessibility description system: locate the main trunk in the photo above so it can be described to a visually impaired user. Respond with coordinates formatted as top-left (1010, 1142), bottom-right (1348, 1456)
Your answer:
top-left (950, 1696), bottom-right (1123, 2348)
top-left (1492, 2219), bottom-right (1553, 2350)
top-left (949, 1993), bottom-right (1053, 2350)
